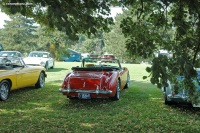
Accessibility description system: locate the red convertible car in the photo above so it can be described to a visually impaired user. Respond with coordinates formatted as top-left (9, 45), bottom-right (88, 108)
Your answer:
top-left (60, 58), bottom-right (130, 100)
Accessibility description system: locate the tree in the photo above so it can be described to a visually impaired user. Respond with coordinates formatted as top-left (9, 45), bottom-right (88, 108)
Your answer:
top-left (0, 14), bottom-right (76, 59)
top-left (35, 26), bottom-right (76, 59)
top-left (71, 32), bottom-right (105, 56)
top-left (103, 10), bottom-right (130, 63)
top-left (0, 0), bottom-right (120, 40)
top-left (0, 14), bottom-right (38, 53)
top-left (120, 0), bottom-right (200, 102)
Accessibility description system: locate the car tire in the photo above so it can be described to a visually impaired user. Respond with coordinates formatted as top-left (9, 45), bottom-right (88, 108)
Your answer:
top-left (164, 92), bottom-right (172, 105)
top-left (112, 79), bottom-right (121, 100)
top-left (0, 80), bottom-right (10, 101)
top-left (45, 62), bottom-right (48, 70)
top-left (68, 97), bottom-right (77, 100)
top-left (124, 72), bottom-right (130, 89)
top-left (35, 72), bottom-right (45, 88)
top-left (50, 62), bottom-right (54, 69)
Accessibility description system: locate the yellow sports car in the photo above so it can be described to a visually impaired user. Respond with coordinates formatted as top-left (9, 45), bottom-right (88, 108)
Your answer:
top-left (0, 56), bottom-right (47, 101)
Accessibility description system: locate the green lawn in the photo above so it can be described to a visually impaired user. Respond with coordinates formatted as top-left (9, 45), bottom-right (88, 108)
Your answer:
top-left (1, 62), bottom-right (200, 132)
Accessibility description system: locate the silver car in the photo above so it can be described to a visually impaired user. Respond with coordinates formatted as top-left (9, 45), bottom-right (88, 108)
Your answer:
top-left (0, 51), bottom-right (24, 64)
top-left (162, 70), bottom-right (200, 107)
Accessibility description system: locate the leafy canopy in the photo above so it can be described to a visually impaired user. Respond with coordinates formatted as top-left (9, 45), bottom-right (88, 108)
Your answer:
top-left (0, 0), bottom-right (120, 39)
top-left (120, 0), bottom-right (200, 102)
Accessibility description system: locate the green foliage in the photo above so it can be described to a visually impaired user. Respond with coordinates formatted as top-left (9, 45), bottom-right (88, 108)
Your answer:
top-left (71, 32), bottom-right (105, 56)
top-left (35, 26), bottom-right (76, 59)
top-left (1, 0), bottom-right (116, 40)
top-left (0, 14), bottom-right (77, 58)
top-left (103, 12), bottom-right (129, 62)
top-left (120, 0), bottom-right (200, 102)
top-left (55, 48), bottom-right (70, 61)
top-left (0, 14), bottom-right (38, 53)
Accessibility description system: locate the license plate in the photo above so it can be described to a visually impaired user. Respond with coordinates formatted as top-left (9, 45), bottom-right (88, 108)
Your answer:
top-left (78, 93), bottom-right (91, 99)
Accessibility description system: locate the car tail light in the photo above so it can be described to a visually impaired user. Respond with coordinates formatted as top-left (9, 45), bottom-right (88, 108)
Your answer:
top-left (172, 91), bottom-right (175, 96)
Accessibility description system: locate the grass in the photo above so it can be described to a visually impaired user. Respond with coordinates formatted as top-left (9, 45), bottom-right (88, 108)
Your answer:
top-left (1, 62), bottom-right (200, 132)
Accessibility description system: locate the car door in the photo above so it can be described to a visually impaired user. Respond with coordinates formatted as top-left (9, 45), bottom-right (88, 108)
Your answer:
top-left (15, 60), bottom-right (39, 88)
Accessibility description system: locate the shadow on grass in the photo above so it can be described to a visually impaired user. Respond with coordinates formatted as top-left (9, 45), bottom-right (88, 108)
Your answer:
top-left (55, 80), bottom-right (158, 110)
top-left (166, 102), bottom-right (200, 114)
top-left (2, 80), bottom-right (200, 115)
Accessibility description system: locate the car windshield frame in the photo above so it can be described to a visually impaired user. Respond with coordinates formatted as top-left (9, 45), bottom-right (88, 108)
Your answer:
top-left (0, 51), bottom-right (17, 57)
top-left (28, 52), bottom-right (49, 58)
top-left (71, 58), bottom-right (121, 71)
top-left (0, 57), bottom-right (24, 70)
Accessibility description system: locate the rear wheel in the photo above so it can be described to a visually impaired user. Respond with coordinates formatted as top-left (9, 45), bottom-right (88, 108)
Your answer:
top-left (124, 72), bottom-right (130, 89)
top-left (0, 80), bottom-right (10, 101)
top-left (164, 91), bottom-right (172, 105)
top-left (112, 79), bottom-right (121, 100)
top-left (35, 72), bottom-right (45, 88)
top-left (68, 97), bottom-right (77, 100)
top-left (50, 62), bottom-right (54, 69)
top-left (45, 62), bottom-right (48, 70)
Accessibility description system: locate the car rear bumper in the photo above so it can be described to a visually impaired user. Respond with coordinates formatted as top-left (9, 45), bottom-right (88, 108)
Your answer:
top-left (60, 88), bottom-right (112, 95)
top-left (167, 94), bottom-right (188, 99)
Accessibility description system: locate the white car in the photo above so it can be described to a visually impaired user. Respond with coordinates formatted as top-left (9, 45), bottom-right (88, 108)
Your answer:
top-left (23, 51), bottom-right (54, 70)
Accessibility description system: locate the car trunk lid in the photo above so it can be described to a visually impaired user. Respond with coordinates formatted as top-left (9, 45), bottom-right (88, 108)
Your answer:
top-left (69, 71), bottom-right (104, 90)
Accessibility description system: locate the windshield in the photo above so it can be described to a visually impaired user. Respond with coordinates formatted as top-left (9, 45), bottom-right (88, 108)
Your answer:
top-left (71, 58), bottom-right (121, 71)
top-left (0, 51), bottom-right (16, 57)
top-left (28, 52), bottom-right (48, 58)
top-left (0, 57), bottom-right (23, 70)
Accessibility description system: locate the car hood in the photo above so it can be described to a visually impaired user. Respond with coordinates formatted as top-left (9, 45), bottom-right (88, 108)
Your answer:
top-left (23, 57), bottom-right (48, 64)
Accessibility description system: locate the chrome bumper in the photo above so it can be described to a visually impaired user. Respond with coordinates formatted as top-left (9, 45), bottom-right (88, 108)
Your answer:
top-left (60, 88), bottom-right (112, 95)
top-left (167, 94), bottom-right (188, 100)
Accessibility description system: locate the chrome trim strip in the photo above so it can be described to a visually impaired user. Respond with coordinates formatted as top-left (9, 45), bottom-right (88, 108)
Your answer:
top-left (60, 88), bottom-right (112, 94)
top-left (167, 94), bottom-right (188, 99)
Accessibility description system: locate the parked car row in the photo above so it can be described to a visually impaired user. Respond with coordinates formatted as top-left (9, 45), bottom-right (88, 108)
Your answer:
top-left (0, 50), bottom-right (53, 101)
top-left (2, 49), bottom-right (200, 108)
top-left (0, 51), bottom-right (54, 70)
top-left (0, 57), bottom-right (47, 101)
top-left (0, 55), bottom-right (130, 101)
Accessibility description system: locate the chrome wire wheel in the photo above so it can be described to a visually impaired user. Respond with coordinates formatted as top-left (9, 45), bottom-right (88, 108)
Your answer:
top-left (39, 72), bottom-right (45, 88)
top-left (45, 63), bottom-right (48, 70)
top-left (0, 80), bottom-right (10, 101)
top-left (125, 73), bottom-right (130, 89)
top-left (111, 79), bottom-right (121, 100)
top-left (116, 80), bottom-right (120, 99)
top-left (35, 72), bottom-right (45, 88)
